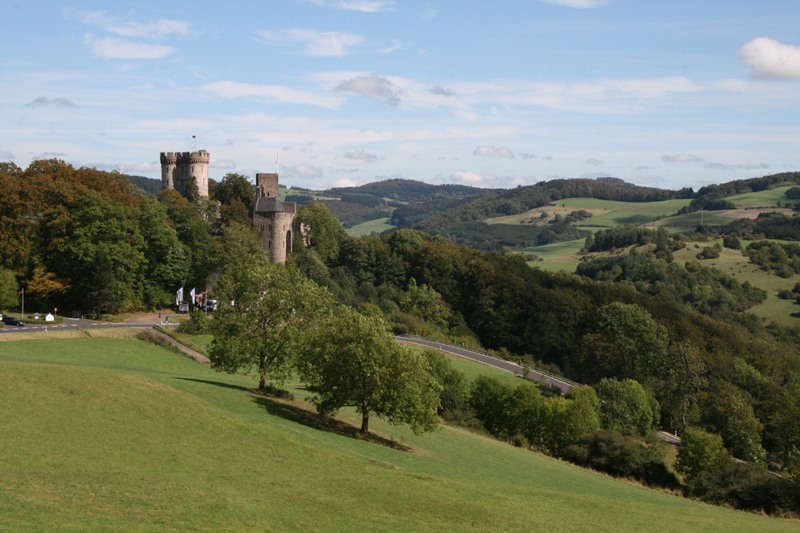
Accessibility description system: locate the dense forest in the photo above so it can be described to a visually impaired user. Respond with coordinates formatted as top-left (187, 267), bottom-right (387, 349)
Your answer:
top-left (3, 160), bottom-right (800, 515)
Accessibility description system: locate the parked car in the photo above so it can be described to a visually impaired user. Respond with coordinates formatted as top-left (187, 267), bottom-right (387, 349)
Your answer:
top-left (2, 315), bottom-right (26, 326)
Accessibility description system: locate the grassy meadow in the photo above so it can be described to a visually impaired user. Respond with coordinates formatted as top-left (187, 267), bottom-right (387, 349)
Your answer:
top-left (1, 332), bottom-right (796, 531)
top-left (346, 217), bottom-right (393, 237)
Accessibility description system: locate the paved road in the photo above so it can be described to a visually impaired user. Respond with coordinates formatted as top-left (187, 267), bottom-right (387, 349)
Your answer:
top-left (397, 336), bottom-right (577, 394)
top-left (0, 317), bottom-right (159, 334)
top-left (398, 335), bottom-right (682, 446)
top-left (0, 317), bottom-right (209, 363)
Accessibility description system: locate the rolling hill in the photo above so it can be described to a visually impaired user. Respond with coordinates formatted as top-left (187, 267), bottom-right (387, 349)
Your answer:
top-left (1, 332), bottom-right (796, 531)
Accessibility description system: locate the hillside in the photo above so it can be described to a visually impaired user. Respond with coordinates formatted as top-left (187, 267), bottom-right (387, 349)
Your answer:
top-left (0, 333), bottom-right (795, 532)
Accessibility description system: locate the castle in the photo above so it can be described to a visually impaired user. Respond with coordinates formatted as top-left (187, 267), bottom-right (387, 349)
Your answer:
top-left (252, 173), bottom-right (297, 264)
top-left (160, 150), bottom-right (210, 198)
top-left (160, 150), bottom-right (296, 264)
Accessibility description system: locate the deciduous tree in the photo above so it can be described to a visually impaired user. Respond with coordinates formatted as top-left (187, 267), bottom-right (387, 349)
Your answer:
top-left (210, 256), bottom-right (331, 390)
top-left (298, 306), bottom-right (441, 435)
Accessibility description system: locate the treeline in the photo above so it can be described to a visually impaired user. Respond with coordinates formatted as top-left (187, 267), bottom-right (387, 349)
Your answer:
top-left (583, 226), bottom-right (676, 253)
top-left (576, 254), bottom-right (767, 316)
top-left (0, 161), bottom-right (262, 316)
top-left (291, 202), bottom-right (800, 491)
top-left (427, 221), bottom-right (588, 251)
top-left (327, 178), bottom-right (484, 202)
top-left (723, 211), bottom-right (800, 240)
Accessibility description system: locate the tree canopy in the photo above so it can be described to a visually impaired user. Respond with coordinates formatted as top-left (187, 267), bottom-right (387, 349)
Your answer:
top-left (298, 306), bottom-right (441, 435)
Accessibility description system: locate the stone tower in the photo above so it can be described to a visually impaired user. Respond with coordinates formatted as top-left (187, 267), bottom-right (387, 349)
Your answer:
top-left (160, 150), bottom-right (210, 198)
top-left (252, 172), bottom-right (296, 264)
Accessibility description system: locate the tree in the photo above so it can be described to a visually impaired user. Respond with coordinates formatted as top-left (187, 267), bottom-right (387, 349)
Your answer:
top-left (399, 278), bottom-right (453, 330)
top-left (210, 256), bottom-right (331, 390)
top-left (0, 269), bottom-right (18, 309)
top-left (213, 173), bottom-right (255, 212)
top-left (184, 175), bottom-right (200, 204)
top-left (676, 427), bottom-right (731, 482)
top-left (298, 306), bottom-right (441, 435)
top-left (659, 341), bottom-right (707, 433)
top-left (579, 302), bottom-right (669, 382)
top-left (293, 202), bottom-right (349, 263)
top-left (41, 190), bottom-right (146, 313)
top-left (594, 378), bottom-right (659, 436)
top-left (136, 196), bottom-right (189, 309)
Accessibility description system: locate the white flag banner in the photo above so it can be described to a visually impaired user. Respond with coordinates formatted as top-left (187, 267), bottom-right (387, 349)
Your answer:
top-left (176, 287), bottom-right (184, 305)
top-left (190, 288), bottom-right (196, 304)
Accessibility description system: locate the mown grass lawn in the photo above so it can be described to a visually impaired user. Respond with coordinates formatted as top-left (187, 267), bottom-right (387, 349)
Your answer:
top-left (0, 334), bottom-right (797, 531)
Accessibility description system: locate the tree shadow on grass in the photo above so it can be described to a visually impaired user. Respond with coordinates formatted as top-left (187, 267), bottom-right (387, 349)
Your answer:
top-left (175, 377), bottom-right (252, 392)
top-left (251, 391), bottom-right (411, 452)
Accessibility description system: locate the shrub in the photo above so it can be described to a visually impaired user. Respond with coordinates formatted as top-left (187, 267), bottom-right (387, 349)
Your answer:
top-left (177, 310), bottom-right (210, 334)
top-left (562, 430), bottom-right (680, 489)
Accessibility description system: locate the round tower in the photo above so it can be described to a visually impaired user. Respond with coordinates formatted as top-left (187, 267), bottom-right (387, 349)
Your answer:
top-left (189, 150), bottom-right (210, 197)
top-left (160, 152), bottom-right (178, 191)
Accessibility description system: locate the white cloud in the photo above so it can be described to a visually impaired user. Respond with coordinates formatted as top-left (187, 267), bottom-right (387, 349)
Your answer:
top-left (451, 170), bottom-right (488, 184)
top-left (661, 153), bottom-right (704, 163)
top-left (79, 11), bottom-right (189, 39)
top-left (84, 35), bottom-right (175, 59)
top-left (474, 146), bottom-right (515, 158)
top-left (377, 39), bottom-right (407, 54)
top-left (739, 37), bottom-right (800, 80)
top-left (303, 0), bottom-right (395, 12)
top-left (283, 163), bottom-right (324, 178)
top-left (202, 81), bottom-right (343, 109)
top-left (337, 1), bottom-right (395, 13)
top-left (255, 29), bottom-right (364, 57)
top-left (541, 0), bottom-right (609, 8)
top-left (344, 149), bottom-right (380, 161)
top-left (25, 96), bottom-right (76, 107)
top-left (705, 162), bottom-right (770, 171)
top-left (335, 75), bottom-right (402, 105)
top-left (585, 158), bottom-right (603, 166)
top-left (0, 150), bottom-right (14, 160)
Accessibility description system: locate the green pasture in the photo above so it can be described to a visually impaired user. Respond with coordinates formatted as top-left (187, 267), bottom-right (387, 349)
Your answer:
top-left (648, 211), bottom-right (738, 233)
top-left (557, 198), bottom-right (691, 229)
top-left (346, 217), bottom-right (393, 237)
top-left (520, 238), bottom-right (586, 272)
top-left (674, 243), bottom-right (800, 327)
top-left (724, 185), bottom-right (800, 209)
top-left (1, 335), bottom-right (795, 531)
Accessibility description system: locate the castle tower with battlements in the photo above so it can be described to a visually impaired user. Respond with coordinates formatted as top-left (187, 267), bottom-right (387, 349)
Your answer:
top-left (160, 150), bottom-right (210, 198)
top-left (253, 172), bottom-right (296, 264)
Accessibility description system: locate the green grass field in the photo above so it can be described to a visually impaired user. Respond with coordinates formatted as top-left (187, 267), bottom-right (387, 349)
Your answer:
top-left (1, 333), bottom-right (796, 531)
top-left (724, 185), bottom-right (800, 209)
top-left (674, 243), bottom-right (800, 327)
top-left (346, 217), bottom-right (393, 237)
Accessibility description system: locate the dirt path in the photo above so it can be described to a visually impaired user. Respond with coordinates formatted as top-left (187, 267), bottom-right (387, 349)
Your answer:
top-left (145, 327), bottom-right (210, 364)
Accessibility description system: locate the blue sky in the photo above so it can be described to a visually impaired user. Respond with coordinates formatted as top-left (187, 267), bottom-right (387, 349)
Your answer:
top-left (2, 0), bottom-right (799, 191)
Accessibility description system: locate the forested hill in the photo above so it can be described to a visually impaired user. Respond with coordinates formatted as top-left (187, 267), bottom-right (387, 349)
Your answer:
top-left (326, 178), bottom-right (487, 202)
top-left (392, 177), bottom-right (690, 229)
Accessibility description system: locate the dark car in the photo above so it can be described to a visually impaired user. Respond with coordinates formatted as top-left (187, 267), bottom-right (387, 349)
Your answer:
top-left (1, 315), bottom-right (25, 326)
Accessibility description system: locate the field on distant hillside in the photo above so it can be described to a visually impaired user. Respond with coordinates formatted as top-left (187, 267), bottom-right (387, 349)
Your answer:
top-left (346, 217), bottom-right (393, 237)
top-left (675, 243), bottom-right (800, 327)
top-left (486, 198), bottom-right (690, 231)
top-left (1, 335), bottom-right (795, 531)
top-left (725, 185), bottom-right (800, 209)
top-left (520, 239), bottom-right (586, 272)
